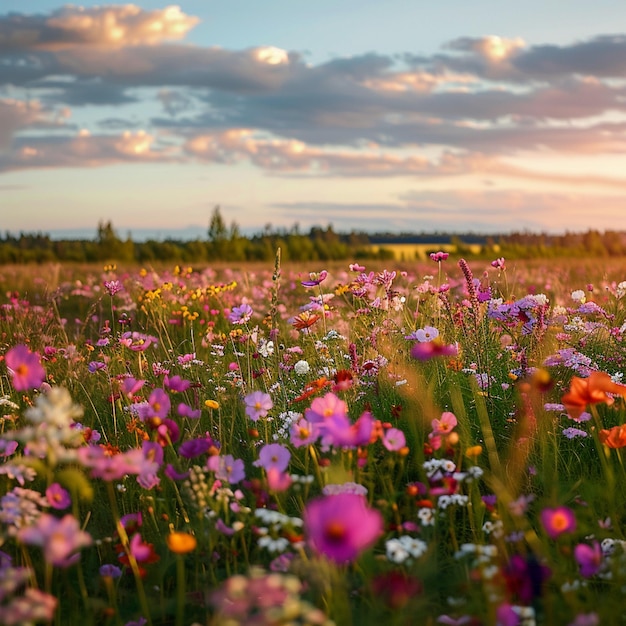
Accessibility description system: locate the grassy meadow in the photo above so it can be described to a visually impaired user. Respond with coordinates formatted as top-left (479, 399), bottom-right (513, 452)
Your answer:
top-left (2, 254), bottom-right (626, 625)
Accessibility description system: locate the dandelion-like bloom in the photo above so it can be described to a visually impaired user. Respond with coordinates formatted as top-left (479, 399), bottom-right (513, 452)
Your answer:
top-left (304, 493), bottom-right (383, 563)
top-left (18, 513), bottom-right (92, 567)
top-left (574, 541), bottom-right (603, 577)
top-left (244, 390), bottom-right (273, 421)
top-left (541, 506), bottom-right (576, 540)
top-left (5, 345), bottom-right (46, 391)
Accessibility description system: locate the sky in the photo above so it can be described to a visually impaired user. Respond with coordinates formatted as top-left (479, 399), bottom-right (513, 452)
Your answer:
top-left (2, 1), bottom-right (626, 239)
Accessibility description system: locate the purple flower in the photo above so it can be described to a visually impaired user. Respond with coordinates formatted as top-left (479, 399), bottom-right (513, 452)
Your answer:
top-left (574, 541), bottom-right (603, 577)
top-left (254, 443), bottom-right (291, 473)
top-left (88, 361), bottom-right (107, 373)
top-left (244, 390), bottom-right (273, 421)
top-left (207, 454), bottom-right (246, 484)
top-left (177, 402), bottom-right (201, 419)
top-left (562, 427), bottom-right (587, 439)
top-left (0, 440), bottom-right (18, 457)
top-left (104, 280), bottom-right (124, 296)
top-left (165, 464), bottom-right (189, 481)
top-left (178, 437), bottom-right (215, 459)
top-left (99, 564), bottom-right (123, 578)
top-left (228, 303), bottom-right (253, 324)
top-left (5, 344), bottom-right (46, 391)
top-left (304, 493), bottom-right (383, 563)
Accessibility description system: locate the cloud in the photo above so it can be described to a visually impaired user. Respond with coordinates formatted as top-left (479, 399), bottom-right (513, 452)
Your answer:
top-left (0, 5), bottom-right (199, 50)
top-left (0, 129), bottom-right (178, 172)
top-left (0, 98), bottom-right (68, 150)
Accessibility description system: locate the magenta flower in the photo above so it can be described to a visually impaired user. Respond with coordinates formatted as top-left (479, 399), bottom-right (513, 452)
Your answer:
top-left (305, 392), bottom-right (347, 424)
top-left (122, 376), bottom-right (145, 396)
top-left (18, 513), bottom-right (92, 567)
top-left (244, 390), bottom-right (273, 421)
top-left (429, 251), bottom-right (449, 262)
top-left (304, 493), bottom-right (383, 563)
top-left (267, 468), bottom-right (292, 492)
top-left (290, 417), bottom-right (320, 447)
top-left (411, 340), bottom-right (458, 361)
top-left (207, 454), bottom-right (246, 484)
top-left (323, 411), bottom-right (374, 448)
top-left (104, 280), bottom-right (124, 296)
top-left (46, 483), bottom-right (71, 510)
top-left (177, 402), bottom-right (201, 419)
top-left (165, 375), bottom-right (191, 392)
top-left (254, 443), bottom-right (291, 472)
top-left (540, 506), bottom-right (576, 540)
top-left (5, 344), bottom-right (46, 391)
top-left (574, 541), bottom-right (603, 577)
top-left (382, 427), bottom-right (406, 451)
top-left (491, 257), bottom-right (506, 270)
top-left (147, 388), bottom-right (171, 420)
top-left (301, 270), bottom-right (328, 287)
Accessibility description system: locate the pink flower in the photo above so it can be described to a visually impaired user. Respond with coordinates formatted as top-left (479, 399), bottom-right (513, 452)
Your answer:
top-left (430, 251), bottom-right (449, 262)
top-left (5, 345), bottom-right (46, 391)
top-left (431, 412), bottom-right (457, 436)
top-left (267, 468), bottom-right (292, 492)
top-left (541, 506), bottom-right (576, 540)
top-left (244, 391), bottom-right (273, 421)
top-left (228, 303), bottom-right (253, 324)
top-left (382, 427), bottom-right (406, 451)
top-left (305, 392), bottom-right (347, 424)
top-left (18, 513), bottom-right (92, 567)
top-left (289, 417), bottom-right (319, 447)
top-left (491, 257), bottom-right (506, 270)
top-left (304, 493), bottom-right (383, 563)
top-left (574, 541), bottom-right (603, 577)
top-left (45, 483), bottom-right (71, 510)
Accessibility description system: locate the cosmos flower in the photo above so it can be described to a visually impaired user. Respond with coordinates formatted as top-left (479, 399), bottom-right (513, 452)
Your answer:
top-left (244, 390), bottom-right (273, 421)
top-left (411, 340), bottom-right (458, 361)
top-left (18, 514), bottom-right (92, 567)
top-left (5, 345), bottom-right (46, 391)
top-left (304, 493), bottom-right (383, 563)
top-left (254, 443), bottom-right (291, 473)
top-left (574, 541), bottom-right (603, 577)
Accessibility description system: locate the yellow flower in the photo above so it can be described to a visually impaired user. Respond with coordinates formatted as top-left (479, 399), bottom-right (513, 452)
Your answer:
top-left (205, 399), bottom-right (219, 410)
top-left (166, 531), bottom-right (197, 554)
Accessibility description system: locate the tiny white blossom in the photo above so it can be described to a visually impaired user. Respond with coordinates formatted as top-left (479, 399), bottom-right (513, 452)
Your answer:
top-left (294, 360), bottom-right (310, 375)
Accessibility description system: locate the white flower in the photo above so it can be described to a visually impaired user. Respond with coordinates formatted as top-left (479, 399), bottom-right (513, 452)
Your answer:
top-left (294, 360), bottom-right (310, 375)
top-left (385, 539), bottom-right (410, 563)
top-left (571, 289), bottom-right (586, 303)
top-left (259, 340), bottom-right (274, 358)
top-left (418, 507), bottom-right (435, 526)
top-left (617, 281), bottom-right (626, 298)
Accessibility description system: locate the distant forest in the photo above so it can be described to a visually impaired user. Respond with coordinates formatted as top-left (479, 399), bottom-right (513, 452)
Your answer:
top-left (2, 207), bottom-right (626, 264)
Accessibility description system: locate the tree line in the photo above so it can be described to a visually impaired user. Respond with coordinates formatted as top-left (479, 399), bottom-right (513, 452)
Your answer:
top-left (1, 207), bottom-right (626, 264)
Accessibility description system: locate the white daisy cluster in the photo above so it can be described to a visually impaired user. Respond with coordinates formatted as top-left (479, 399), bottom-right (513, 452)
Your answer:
top-left (254, 508), bottom-right (304, 555)
top-left (385, 535), bottom-right (428, 563)
top-left (437, 494), bottom-right (469, 510)
top-left (273, 411), bottom-right (302, 441)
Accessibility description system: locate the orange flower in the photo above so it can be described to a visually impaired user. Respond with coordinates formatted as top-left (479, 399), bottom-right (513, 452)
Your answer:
top-left (166, 531), bottom-right (197, 554)
top-left (599, 424), bottom-right (626, 449)
top-left (292, 376), bottom-right (330, 403)
top-left (291, 310), bottom-right (321, 331)
top-left (561, 372), bottom-right (626, 420)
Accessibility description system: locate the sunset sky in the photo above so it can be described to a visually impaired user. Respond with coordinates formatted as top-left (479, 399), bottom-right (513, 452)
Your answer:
top-left (3, 1), bottom-right (626, 239)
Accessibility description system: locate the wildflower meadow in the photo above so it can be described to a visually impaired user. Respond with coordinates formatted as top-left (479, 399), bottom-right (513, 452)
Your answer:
top-left (3, 254), bottom-right (626, 625)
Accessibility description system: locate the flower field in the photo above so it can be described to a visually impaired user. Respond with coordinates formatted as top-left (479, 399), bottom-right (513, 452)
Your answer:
top-left (2, 254), bottom-right (626, 625)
